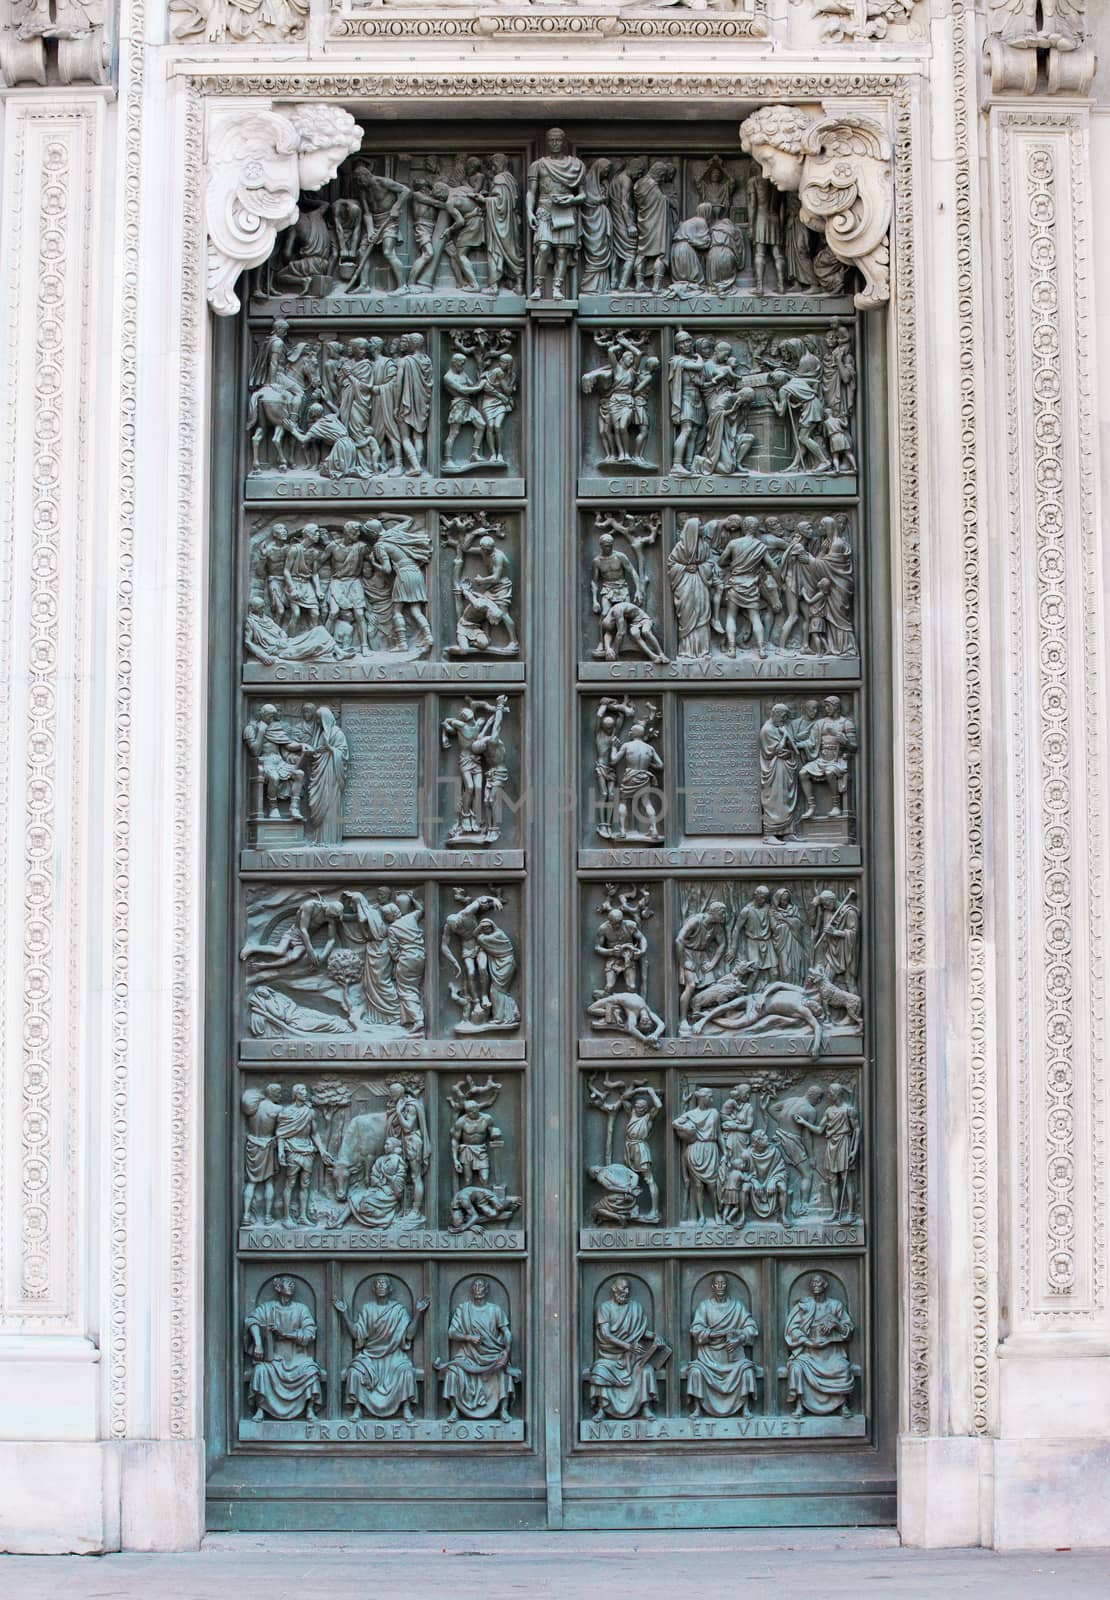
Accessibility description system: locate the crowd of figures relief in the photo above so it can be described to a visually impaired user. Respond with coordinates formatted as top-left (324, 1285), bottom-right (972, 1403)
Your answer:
top-left (239, 883), bottom-right (520, 1041)
top-left (250, 135), bottom-right (856, 307)
top-left (240, 1073), bottom-right (520, 1238)
top-left (581, 322), bottom-right (857, 479)
top-left (244, 513), bottom-right (517, 666)
top-left (584, 510), bottom-right (857, 668)
top-left (585, 879), bottom-right (862, 1051)
top-left (585, 1071), bottom-right (861, 1232)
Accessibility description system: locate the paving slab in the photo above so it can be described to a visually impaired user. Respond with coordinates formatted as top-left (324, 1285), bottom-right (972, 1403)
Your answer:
top-left (1, 1534), bottom-right (1109, 1600)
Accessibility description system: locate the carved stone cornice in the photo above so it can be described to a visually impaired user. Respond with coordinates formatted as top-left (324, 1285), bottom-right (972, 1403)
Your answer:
top-left (740, 104), bottom-right (893, 310)
top-left (0, 0), bottom-right (109, 87)
top-left (326, 0), bottom-right (767, 43)
top-left (205, 102), bottom-right (362, 317)
top-left (985, 0), bottom-right (1096, 96)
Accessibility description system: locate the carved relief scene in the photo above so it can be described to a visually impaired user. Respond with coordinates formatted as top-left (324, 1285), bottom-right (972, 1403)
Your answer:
top-left (579, 877), bottom-right (863, 1056)
top-left (580, 1066), bottom-right (863, 1248)
top-left (242, 510), bottom-right (524, 684)
top-left (239, 880), bottom-right (523, 1055)
top-left (245, 320), bottom-right (523, 494)
top-left (580, 689), bottom-right (861, 867)
top-left (578, 508), bottom-right (859, 680)
top-left (240, 690), bottom-right (523, 869)
top-left (579, 322), bottom-right (858, 493)
top-left (240, 1264), bottom-right (525, 1442)
top-left (578, 1260), bottom-right (863, 1441)
top-left (238, 1069), bottom-right (523, 1250)
top-left (215, 113), bottom-right (882, 1493)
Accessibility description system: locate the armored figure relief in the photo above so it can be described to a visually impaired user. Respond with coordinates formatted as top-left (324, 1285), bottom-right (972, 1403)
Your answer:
top-left (682, 1276), bottom-right (759, 1419)
top-left (587, 1074), bottom-right (663, 1222)
top-left (441, 889), bottom-right (520, 1034)
top-left (586, 1276), bottom-right (670, 1421)
top-left (442, 516), bottom-right (518, 657)
top-left (245, 1278), bottom-right (325, 1422)
top-left (527, 127), bottom-right (586, 301)
top-left (582, 330), bottom-right (658, 469)
top-left (799, 696), bottom-right (858, 823)
top-left (335, 1278), bottom-right (427, 1422)
top-left (447, 1076), bottom-right (505, 1188)
top-left (593, 697), bottom-right (663, 843)
top-left (783, 1273), bottom-right (855, 1418)
top-left (436, 1278), bottom-right (518, 1422)
top-left (589, 513), bottom-right (666, 667)
top-left (441, 696), bottom-right (511, 847)
top-left (241, 885), bottom-right (426, 1040)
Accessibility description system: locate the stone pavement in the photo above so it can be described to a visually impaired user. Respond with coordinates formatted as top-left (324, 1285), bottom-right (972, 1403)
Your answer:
top-left (2, 1533), bottom-right (1109, 1599)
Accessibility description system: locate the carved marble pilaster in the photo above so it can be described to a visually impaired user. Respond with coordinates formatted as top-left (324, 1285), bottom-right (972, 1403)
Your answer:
top-left (205, 102), bottom-right (362, 317)
top-left (0, 97), bottom-right (103, 1346)
top-left (988, 108), bottom-right (1106, 1333)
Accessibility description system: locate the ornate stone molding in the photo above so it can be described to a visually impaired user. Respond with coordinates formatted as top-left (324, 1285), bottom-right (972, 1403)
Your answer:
top-left (326, 0), bottom-right (766, 41)
top-left (205, 102), bottom-right (362, 317)
top-left (986, 0), bottom-right (1096, 96)
top-left (991, 108), bottom-right (1105, 1324)
top-left (739, 104), bottom-right (893, 309)
top-left (0, 0), bottom-right (109, 87)
top-left (0, 99), bottom-right (100, 1331)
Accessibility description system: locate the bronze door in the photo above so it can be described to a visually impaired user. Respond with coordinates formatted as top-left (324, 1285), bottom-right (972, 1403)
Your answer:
top-left (205, 117), bottom-right (896, 1531)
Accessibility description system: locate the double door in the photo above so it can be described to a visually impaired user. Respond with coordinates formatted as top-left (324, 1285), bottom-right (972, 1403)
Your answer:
top-left (205, 116), bottom-right (896, 1531)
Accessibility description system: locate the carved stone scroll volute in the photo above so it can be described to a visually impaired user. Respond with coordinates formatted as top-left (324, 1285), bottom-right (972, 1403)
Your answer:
top-left (206, 104), bottom-right (363, 317)
top-left (740, 107), bottom-right (893, 311)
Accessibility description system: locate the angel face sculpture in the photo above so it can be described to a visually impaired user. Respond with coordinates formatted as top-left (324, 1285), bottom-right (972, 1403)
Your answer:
top-left (739, 105), bottom-right (892, 311)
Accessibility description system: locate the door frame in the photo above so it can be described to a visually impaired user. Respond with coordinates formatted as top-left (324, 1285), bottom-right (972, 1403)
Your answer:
top-left (183, 66), bottom-right (935, 1530)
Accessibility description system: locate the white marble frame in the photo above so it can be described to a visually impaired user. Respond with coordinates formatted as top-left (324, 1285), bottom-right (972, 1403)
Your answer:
top-left (2, 22), bottom-right (1108, 1549)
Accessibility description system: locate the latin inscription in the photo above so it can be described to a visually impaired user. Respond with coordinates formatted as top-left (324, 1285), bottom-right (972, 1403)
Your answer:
top-left (578, 658), bottom-right (862, 684)
top-left (578, 1415), bottom-right (866, 1443)
top-left (244, 660), bottom-right (528, 686)
top-left (241, 1037), bottom-right (527, 1062)
top-left (579, 475), bottom-right (855, 499)
top-left (579, 846), bottom-right (860, 870)
top-left (240, 1419), bottom-right (527, 1444)
top-left (240, 1226), bottom-right (526, 1253)
top-left (579, 1223), bottom-right (864, 1251)
top-left (683, 699), bottom-right (761, 835)
top-left (246, 475), bottom-right (524, 501)
top-left (341, 703), bottom-right (420, 838)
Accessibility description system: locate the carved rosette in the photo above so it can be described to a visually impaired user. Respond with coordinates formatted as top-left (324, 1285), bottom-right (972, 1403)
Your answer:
top-left (205, 104), bottom-right (363, 318)
top-left (739, 106), bottom-right (892, 311)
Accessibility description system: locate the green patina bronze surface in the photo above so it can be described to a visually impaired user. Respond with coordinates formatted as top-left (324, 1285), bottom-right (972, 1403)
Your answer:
top-left (204, 117), bottom-right (896, 1531)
